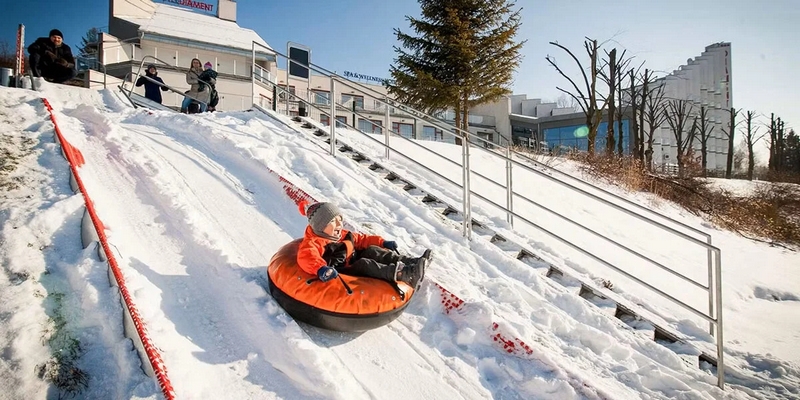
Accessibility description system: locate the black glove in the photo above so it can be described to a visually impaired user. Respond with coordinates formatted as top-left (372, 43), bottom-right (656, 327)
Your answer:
top-left (317, 266), bottom-right (338, 282)
top-left (383, 240), bottom-right (398, 252)
top-left (45, 50), bottom-right (57, 61)
top-left (56, 58), bottom-right (69, 67)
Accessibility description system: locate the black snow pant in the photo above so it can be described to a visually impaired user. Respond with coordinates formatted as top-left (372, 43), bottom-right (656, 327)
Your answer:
top-left (29, 53), bottom-right (77, 83)
top-left (341, 245), bottom-right (408, 282)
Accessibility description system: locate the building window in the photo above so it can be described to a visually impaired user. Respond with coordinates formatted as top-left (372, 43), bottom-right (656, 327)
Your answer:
top-left (392, 122), bottom-right (414, 139)
top-left (341, 94), bottom-right (364, 109)
top-left (312, 90), bottom-right (330, 105)
top-left (542, 120), bottom-right (630, 154)
top-left (279, 85), bottom-right (296, 100)
top-left (320, 114), bottom-right (330, 126)
top-left (359, 119), bottom-right (382, 134)
top-left (336, 116), bottom-right (347, 128)
top-left (421, 126), bottom-right (443, 141)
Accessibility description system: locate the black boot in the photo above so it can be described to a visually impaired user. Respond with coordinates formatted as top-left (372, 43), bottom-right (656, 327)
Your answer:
top-left (397, 249), bottom-right (431, 289)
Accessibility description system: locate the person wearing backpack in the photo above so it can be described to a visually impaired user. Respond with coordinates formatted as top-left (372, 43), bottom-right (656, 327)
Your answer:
top-left (198, 62), bottom-right (219, 112)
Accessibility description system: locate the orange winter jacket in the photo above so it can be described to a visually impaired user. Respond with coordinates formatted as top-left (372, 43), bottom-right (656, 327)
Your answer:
top-left (296, 226), bottom-right (386, 276)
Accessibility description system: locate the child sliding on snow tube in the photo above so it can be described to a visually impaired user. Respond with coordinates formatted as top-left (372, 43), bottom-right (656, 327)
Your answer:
top-left (296, 201), bottom-right (431, 290)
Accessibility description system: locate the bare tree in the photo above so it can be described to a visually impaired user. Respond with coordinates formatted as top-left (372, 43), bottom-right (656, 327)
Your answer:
top-left (767, 113), bottom-right (786, 172)
top-left (733, 140), bottom-right (747, 172)
top-left (629, 69), bottom-right (641, 159)
top-left (555, 94), bottom-right (580, 111)
top-left (603, 48), bottom-right (617, 154)
top-left (615, 61), bottom-right (640, 157)
top-left (546, 37), bottom-right (612, 155)
top-left (598, 48), bottom-right (635, 156)
top-left (743, 110), bottom-right (766, 180)
top-left (696, 106), bottom-right (715, 175)
top-left (664, 99), bottom-right (696, 177)
top-left (720, 107), bottom-right (741, 179)
top-left (0, 40), bottom-right (14, 69)
top-left (641, 70), bottom-right (667, 169)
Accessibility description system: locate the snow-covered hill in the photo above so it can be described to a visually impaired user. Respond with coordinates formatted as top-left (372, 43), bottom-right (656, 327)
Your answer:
top-left (1, 82), bottom-right (798, 399)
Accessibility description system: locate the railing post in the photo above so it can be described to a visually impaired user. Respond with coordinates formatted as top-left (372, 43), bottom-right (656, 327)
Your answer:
top-left (715, 248), bottom-right (724, 389)
top-left (461, 131), bottom-right (472, 239)
top-left (506, 146), bottom-right (514, 227)
top-left (384, 97), bottom-right (391, 159)
top-left (329, 77), bottom-right (336, 156)
top-left (707, 236), bottom-right (715, 336)
top-left (251, 43), bottom-right (256, 108)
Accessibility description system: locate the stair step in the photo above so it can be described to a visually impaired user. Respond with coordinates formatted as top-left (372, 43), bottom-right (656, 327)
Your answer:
top-left (351, 152), bottom-right (369, 162)
top-left (283, 119), bottom-right (718, 380)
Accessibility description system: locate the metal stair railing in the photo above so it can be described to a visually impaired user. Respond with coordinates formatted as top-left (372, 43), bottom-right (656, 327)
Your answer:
top-left (126, 56), bottom-right (211, 109)
top-left (250, 41), bottom-right (725, 388)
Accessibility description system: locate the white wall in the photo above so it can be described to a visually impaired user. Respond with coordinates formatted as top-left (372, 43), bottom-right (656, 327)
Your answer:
top-left (648, 43), bottom-right (732, 170)
top-left (218, 0), bottom-right (237, 22)
top-left (111, 0), bottom-right (155, 18)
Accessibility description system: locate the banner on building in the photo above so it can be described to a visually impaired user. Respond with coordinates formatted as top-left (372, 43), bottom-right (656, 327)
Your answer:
top-left (154, 0), bottom-right (218, 16)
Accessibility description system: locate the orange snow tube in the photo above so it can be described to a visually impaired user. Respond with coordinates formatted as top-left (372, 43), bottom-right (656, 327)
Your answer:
top-left (267, 239), bottom-right (417, 332)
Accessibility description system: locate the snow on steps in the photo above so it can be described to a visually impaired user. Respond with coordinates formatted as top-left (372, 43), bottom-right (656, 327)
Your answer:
top-left (283, 112), bottom-right (721, 372)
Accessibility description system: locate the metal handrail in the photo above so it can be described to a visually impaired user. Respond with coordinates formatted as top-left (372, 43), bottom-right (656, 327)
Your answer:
top-left (256, 72), bottom-right (714, 301)
top-left (130, 56), bottom-right (210, 107)
top-left (251, 41), bottom-right (724, 388)
top-left (76, 56), bottom-right (107, 88)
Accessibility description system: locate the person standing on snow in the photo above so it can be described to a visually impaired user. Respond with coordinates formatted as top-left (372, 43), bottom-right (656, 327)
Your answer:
top-left (181, 58), bottom-right (210, 113)
top-left (296, 201), bottom-right (431, 290)
top-left (197, 61), bottom-right (219, 112)
top-left (135, 64), bottom-right (169, 104)
top-left (27, 29), bottom-right (77, 83)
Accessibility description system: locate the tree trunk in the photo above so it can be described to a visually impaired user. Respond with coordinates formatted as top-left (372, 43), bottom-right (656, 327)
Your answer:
top-left (725, 107), bottom-right (736, 179)
top-left (646, 128), bottom-right (655, 169)
top-left (699, 106), bottom-right (708, 176)
top-left (606, 49), bottom-right (616, 155)
top-left (629, 70), bottom-right (639, 160)
top-left (617, 114), bottom-right (624, 156)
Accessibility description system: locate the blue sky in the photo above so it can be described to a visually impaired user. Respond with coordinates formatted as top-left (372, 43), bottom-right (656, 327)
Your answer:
top-left (3, 0), bottom-right (798, 151)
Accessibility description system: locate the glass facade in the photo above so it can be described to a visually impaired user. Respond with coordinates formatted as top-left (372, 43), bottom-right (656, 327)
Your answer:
top-left (420, 126), bottom-right (441, 141)
top-left (341, 94), bottom-right (364, 109)
top-left (311, 90), bottom-right (329, 105)
top-left (543, 120), bottom-right (630, 154)
top-left (358, 118), bottom-right (382, 133)
top-left (392, 122), bottom-right (414, 139)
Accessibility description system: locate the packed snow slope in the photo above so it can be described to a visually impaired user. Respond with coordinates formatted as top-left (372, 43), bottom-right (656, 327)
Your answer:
top-left (1, 82), bottom-right (798, 399)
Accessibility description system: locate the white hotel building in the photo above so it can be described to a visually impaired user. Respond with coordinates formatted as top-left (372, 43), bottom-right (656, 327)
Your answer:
top-left (100, 0), bottom-right (732, 170)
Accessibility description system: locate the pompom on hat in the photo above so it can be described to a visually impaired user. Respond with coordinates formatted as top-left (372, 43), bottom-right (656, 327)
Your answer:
top-left (49, 29), bottom-right (63, 39)
top-left (204, 61), bottom-right (213, 69)
top-left (298, 200), bottom-right (342, 236)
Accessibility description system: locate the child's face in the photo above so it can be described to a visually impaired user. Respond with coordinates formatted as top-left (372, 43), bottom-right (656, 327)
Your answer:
top-left (322, 215), bottom-right (343, 237)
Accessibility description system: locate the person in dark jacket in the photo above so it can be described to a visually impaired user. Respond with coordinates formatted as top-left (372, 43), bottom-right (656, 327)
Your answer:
top-left (135, 64), bottom-right (169, 104)
top-left (27, 29), bottom-right (77, 83)
top-left (198, 62), bottom-right (219, 111)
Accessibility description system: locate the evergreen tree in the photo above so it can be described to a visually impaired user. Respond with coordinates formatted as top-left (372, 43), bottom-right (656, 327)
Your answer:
top-left (78, 28), bottom-right (101, 59)
top-left (388, 0), bottom-right (525, 135)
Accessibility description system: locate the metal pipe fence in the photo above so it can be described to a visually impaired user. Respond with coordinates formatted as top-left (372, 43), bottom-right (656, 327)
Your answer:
top-left (250, 41), bottom-right (725, 388)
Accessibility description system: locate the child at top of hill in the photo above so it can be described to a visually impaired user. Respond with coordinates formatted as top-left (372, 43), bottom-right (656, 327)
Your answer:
top-left (296, 200), bottom-right (431, 290)
top-left (197, 62), bottom-right (219, 111)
